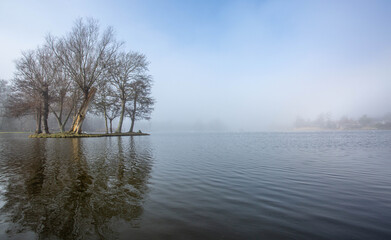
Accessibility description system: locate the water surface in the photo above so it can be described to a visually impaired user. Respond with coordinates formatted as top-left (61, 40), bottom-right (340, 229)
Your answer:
top-left (0, 131), bottom-right (390, 239)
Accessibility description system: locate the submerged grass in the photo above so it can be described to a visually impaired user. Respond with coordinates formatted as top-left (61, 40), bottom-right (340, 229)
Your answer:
top-left (29, 132), bottom-right (149, 138)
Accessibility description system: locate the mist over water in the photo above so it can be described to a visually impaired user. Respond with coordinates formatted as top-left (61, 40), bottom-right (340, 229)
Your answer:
top-left (1, 1), bottom-right (391, 132)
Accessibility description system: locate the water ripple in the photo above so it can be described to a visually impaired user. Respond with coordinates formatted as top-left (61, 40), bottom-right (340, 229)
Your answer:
top-left (0, 131), bottom-right (390, 239)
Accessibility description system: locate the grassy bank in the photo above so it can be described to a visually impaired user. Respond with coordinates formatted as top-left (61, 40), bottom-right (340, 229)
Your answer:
top-left (29, 132), bottom-right (149, 138)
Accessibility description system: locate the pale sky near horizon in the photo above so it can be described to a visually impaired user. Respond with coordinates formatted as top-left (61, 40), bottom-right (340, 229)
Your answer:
top-left (1, 0), bottom-right (391, 131)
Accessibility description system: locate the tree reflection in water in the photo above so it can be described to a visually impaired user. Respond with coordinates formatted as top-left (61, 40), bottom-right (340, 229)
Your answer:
top-left (0, 136), bottom-right (153, 239)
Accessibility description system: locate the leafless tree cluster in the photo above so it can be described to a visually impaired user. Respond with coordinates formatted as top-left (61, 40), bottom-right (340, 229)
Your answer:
top-left (6, 18), bottom-right (154, 134)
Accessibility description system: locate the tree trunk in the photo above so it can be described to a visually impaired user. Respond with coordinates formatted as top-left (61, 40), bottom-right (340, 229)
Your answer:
top-left (52, 108), bottom-right (63, 133)
top-left (35, 107), bottom-right (42, 134)
top-left (103, 105), bottom-right (108, 134)
top-left (60, 124), bottom-right (65, 133)
top-left (42, 89), bottom-right (50, 134)
top-left (129, 115), bottom-right (135, 133)
top-left (70, 87), bottom-right (97, 134)
top-left (54, 116), bottom-right (64, 133)
top-left (109, 119), bottom-right (113, 133)
top-left (129, 98), bottom-right (137, 133)
top-left (51, 102), bottom-right (74, 133)
top-left (116, 99), bottom-right (126, 133)
top-left (62, 104), bottom-right (74, 132)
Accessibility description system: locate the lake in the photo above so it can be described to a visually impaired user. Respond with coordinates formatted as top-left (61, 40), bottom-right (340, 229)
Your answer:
top-left (0, 131), bottom-right (390, 239)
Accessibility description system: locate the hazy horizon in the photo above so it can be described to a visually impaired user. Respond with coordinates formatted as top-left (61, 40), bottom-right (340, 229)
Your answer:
top-left (1, 0), bottom-right (391, 132)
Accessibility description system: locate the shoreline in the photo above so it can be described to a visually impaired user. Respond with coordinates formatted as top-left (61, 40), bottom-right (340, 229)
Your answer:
top-left (291, 127), bottom-right (379, 131)
top-left (28, 132), bottom-right (149, 138)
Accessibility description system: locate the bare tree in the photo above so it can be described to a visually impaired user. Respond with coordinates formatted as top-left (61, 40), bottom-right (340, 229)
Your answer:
top-left (109, 51), bottom-right (148, 133)
top-left (107, 98), bottom-right (121, 133)
top-left (0, 79), bottom-right (7, 99)
top-left (49, 69), bottom-right (77, 132)
top-left (13, 46), bottom-right (58, 133)
top-left (0, 80), bottom-right (9, 130)
top-left (0, 79), bottom-right (7, 115)
top-left (92, 80), bottom-right (112, 133)
top-left (7, 18), bottom-right (155, 135)
top-left (126, 75), bottom-right (154, 132)
top-left (47, 18), bottom-right (122, 134)
top-left (93, 80), bottom-right (121, 133)
top-left (6, 81), bottom-right (42, 133)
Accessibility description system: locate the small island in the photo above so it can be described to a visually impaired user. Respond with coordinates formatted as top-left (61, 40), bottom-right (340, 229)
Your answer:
top-left (29, 131), bottom-right (149, 138)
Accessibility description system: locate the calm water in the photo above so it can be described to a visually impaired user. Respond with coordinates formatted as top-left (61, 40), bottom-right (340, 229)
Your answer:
top-left (0, 131), bottom-right (390, 239)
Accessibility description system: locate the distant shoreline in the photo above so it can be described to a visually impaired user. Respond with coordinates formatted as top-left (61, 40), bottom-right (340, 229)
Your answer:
top-left (292, 127), bottom-right (380, 131)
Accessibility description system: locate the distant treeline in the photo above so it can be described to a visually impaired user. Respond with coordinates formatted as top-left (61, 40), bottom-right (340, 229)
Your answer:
top-left (294, 113), bottom-right (391, 130)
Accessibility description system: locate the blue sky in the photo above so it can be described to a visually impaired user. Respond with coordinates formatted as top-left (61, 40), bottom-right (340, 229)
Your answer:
top-left (1, 0), bottom-right (391, 131)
